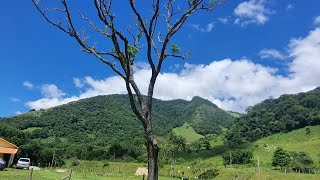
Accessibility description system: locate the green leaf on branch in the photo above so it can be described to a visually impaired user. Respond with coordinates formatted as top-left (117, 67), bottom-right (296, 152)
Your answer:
top-left (170, 44), bottom-right (180, 54)
top-left (128, 45), bottom-right (139, 58)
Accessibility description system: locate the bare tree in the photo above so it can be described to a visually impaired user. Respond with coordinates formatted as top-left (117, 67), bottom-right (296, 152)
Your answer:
top-left (31, 0), bottom-right (224, 179)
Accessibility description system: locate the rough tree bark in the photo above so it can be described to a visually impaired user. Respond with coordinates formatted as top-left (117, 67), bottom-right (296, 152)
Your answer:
top-left (31, 0), bottom-right (223, 179)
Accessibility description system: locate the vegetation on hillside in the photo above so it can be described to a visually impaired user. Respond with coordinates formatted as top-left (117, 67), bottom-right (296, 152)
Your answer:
top-left (0, 95), bottom-right (234, 163)
top-left (1, 89), bottom-right (319, 177)
top-left (226, 87), bottom-right (320, 146)
top-left (172, 123), bottom-right (204, 143)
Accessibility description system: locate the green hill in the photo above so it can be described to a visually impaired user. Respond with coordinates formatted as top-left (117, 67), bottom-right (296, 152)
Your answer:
top-left (172, 123), bottom-right (204, 143)
top-left (250, 125), bottom-right (320, 165)
top-left (227, 87), bottom-right (320, 146)
top-left (0, 95), bottom-right (234, 161)
top-left (176, 125), bottom-right (320, 169)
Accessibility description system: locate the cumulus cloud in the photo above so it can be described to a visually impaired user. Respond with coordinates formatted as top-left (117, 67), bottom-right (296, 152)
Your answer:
top-left (234, 0), bottom-right (271, 26)
top-left (23, 81), bottom-right (34, 89)
top-left (189, 22), bottom-right (214, 32)
top-left (41, 84), bottom-right (66, 98)
top-left (73, 78), bottom-right (84, 88)
top-left (25, 27), bottom-right (320, 112)
top-left (314, 16), bottom-right (320, 25)
top-left (259, 49), bottom-right (286, 60)
top-left (288, 28), bottom-right (320, 87)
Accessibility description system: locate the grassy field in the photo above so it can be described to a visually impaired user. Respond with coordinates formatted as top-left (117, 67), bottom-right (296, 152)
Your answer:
top-left (1, 163), bottom-right (320, 180)
top-left (172, 123), bottom-right (204, 143)
top-left (227, 111), bottom-right (241, 118)
top-left (0, 168), bottom-right (179, 180)
top-left (0, 161), bottom-right (180, 180)
top-left (2, 126), bottom-right (320, 179)
top-left (250, 125), bottom-right (320, 165)
top-left (174, 125), bottom-right (320, 173)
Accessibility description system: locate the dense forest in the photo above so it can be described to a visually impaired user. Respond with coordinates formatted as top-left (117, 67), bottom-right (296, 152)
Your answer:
top-left (0, 95), bottom-right (234, 165)
top-left (226, 87), bottom-right (320, 147)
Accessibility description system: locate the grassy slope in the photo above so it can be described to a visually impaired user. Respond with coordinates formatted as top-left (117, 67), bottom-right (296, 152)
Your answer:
top-left (172, 123), bottom-right (204, 143)
top-left (250, 125), bottom-right (320, 165)
top-left (227, 111), bottom-right (241, 118)
top-left (176, 126), bottom-right (320, 167)
top-left (22, 127), bottom-right (42, 133)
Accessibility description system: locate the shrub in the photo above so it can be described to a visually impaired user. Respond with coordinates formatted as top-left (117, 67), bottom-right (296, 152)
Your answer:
top-left (70, 158), bottom-right (80, 166)
top-left (272, 148), bottom-right (291, 169)
top-left (55, 158), bottom-right (66, 167)
top-left (305, 127), bottom-right (311, 134)
top-left (102, 161), bottom-right (109, 168)
top-left (198, 169), bottom-right (219, 179)
top-left (222, 149), bottom-right (253, 165)
top-left (291, 152), bottom-right (314, 173)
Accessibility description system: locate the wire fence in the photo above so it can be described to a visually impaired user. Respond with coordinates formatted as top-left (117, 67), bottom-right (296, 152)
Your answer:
top-left (28, 168), bottom-right (73, 180)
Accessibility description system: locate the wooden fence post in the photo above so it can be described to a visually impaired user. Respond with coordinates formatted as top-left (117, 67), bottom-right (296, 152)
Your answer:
top-left (29, 168), bottom-right (34, 180)
top-left (68, 169), bottom-right (73, 180)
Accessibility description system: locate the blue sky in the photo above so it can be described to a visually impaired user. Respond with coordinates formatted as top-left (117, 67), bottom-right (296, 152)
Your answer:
top-left (1, 0), bottom-right (320, 117)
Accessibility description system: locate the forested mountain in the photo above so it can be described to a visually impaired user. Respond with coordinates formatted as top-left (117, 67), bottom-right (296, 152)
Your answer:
top-left (226, 87), bottom-right (320, 147)
top-left (0, 95), bottom-right (234, 161)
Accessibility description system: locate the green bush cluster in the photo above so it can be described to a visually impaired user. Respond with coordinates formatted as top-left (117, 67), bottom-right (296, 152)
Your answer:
top-left (222, 149), bottom-right (253, 166)
top-left (272, 147), bottom-right (315, 173)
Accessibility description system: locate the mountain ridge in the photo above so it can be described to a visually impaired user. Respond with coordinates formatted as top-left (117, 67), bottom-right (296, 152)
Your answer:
top-left (0, 94), bottom-right (234, 160)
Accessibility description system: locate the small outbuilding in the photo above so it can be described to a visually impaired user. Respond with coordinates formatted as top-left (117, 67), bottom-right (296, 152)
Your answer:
top-left (0, 138), bottom-right (19, 167)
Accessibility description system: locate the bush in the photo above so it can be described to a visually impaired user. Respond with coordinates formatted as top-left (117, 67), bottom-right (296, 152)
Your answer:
top-left (55, 158), bottom-right (66, 167)
top-left (198, 169), bottom-right (219, 179)
top-left (222, 149), bottom-right (253, 165)
top-left (102, 161), bottom-right (109, 168)
top-left (70, 158), bottom-right (80, 166)
top-left (291, 152), bottom-right (315, 173)
top-left (305, 127), bottom-right (311, 134)
top-left (272, 148), bottom-right (291, 169)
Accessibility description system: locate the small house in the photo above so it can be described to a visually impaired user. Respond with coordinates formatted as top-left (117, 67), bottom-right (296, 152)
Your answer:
top-left (0, 138), bottom-right (19, 167)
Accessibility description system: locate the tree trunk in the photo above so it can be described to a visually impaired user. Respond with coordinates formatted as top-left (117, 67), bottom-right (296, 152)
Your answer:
top-left (146, 134), bottom-right (159, 180)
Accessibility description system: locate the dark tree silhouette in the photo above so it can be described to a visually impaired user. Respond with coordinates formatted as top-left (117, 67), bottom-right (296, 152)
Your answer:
top-left (31, 0), bottom-right (224, 179)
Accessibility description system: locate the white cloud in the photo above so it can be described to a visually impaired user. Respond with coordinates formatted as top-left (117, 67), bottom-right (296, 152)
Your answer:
top-left (218, 17), bottom-right (230, 24)
top-left (41, 84), bottom-right (66, 98)
top-left (23, 81), bottom-right (34, 89)
top-left (73, 78), bottom-right (84, 88)
top-left (234, 0), bottom-right (271, 26)
top-left (189, 22), bottom-right (214, 32)
top-left (10, 97), bottom-right (21, 102)
top-left (15, 111), bottom-right (22, 115)
top-left (286, 4), bottom-right (294, 11)
top-left (259, 49), bottom-right (286, 60)
top-left (25, 27), bottom-right (320, 113)
top-left (314, 16), bottom-right (320, 25)
top-left (288, 28), bottom-right (320, 87)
